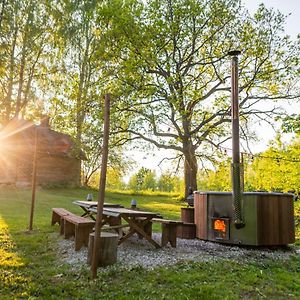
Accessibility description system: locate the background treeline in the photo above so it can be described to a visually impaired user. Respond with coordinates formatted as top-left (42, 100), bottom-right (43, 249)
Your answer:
top-left (199, 135), bottom-right (300, 194)
top-left (92, 136), bottom-right (300, 195)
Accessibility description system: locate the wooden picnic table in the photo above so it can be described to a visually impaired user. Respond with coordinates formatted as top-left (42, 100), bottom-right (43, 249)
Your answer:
top-left (73, 200), bottom-right (123, 220)
top-left (88, 206), bottom-right (162, 248)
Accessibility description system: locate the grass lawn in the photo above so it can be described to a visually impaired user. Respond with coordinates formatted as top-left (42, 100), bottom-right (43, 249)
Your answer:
top-left (0, 187), bottom-right (299, 299)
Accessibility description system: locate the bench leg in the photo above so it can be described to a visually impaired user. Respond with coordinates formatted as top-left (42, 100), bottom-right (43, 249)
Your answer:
top-left (51, 211), bottom-right (60, 225)
top-left (60, 216), bottom-right (65, 235)
top-left (161, 224), bottom-right (177, 248)
top-left (74, 224), bottom-right (94, 251)
top-left (169, 224), bottom-right (177, 248)
top-left (64, 219), bottom-right (75, 239)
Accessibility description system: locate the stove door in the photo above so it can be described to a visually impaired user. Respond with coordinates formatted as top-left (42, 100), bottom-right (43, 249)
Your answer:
top-left (211, 217), bottom-right (230, 241)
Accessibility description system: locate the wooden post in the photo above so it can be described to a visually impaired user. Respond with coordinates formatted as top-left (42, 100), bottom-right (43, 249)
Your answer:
top-left (29, 126), bottom-right (38, 231)
top-left (91, 94), bottom-right (111, 279)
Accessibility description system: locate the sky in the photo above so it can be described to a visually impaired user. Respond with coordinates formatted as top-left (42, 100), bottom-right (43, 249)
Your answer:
top-left (244, 0), bottom-right (299, 39)
top-left (125, 0), bottom-right (300, 179)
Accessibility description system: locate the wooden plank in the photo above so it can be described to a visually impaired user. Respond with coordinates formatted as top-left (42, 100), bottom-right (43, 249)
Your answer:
top-left (51, 208), bottom-right (73, 225)
top-left (104, 207), bottom-right (160, 217)
top-left (64, 214), bottom-right (95, 225)
top-left (152, 218), bottom-right (182, 224)
top-left (102, 224), bottom-right (129, 230)
top-left (73, 200), bottom-right (123, 208)
top-left (89, 207), bottom-right (120, 218)
top-left (73, 200), bottom-right (98, 207)
top-left (194, 192), bottom-right (207, 239)
top-left (257, 194), bottom-right (273, 245)
top-left (272, 195), bottom-right (280, 245)
top-left (257, 194), bottom-right (295, 246)
top-left (89, 207), bottom-right (161, 218)
top-left (181, 207), bottom-right (195, 223)
top-left (278, 195), bottom-right (295, 245)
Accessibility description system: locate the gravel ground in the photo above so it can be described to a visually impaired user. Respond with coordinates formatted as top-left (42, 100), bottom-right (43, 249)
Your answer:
top-left (57, 233), bottom-right (300, 272)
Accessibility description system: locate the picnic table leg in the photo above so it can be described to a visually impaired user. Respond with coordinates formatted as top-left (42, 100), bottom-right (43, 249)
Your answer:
top-left (136, 218), bottom-right (152, 239)
top-left (118, 229), bottom-right (136, 245)
top-left (101, 216), bottom-right (124, 237)
top-left (118, 218), bottom-right (148, 245)
top-left (144, 221), bottom-right (152, 238)
top-left (79, 206), bottom-right (96, 220)
top-left (108, 216), bottom-right (123, 237)
top-left (122, 216), bottom-right (160, 248)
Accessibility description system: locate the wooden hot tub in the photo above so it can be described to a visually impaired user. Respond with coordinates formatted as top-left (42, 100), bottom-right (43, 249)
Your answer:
top-left (194, 191), bottom-right (295, 246)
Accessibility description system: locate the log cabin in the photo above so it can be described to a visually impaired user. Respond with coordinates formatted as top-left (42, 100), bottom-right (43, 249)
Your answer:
top-left (0, 117), bottom-right (83, 187)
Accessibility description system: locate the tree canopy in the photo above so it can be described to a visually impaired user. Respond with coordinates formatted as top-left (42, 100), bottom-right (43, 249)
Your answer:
top-left (106, 0), bottom-right (300, 196)
top-left (0, 0), bottom-right (299, 192)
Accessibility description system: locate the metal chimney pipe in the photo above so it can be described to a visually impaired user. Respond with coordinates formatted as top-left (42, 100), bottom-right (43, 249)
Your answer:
top-left (228, 50), bottom-right (244, 229)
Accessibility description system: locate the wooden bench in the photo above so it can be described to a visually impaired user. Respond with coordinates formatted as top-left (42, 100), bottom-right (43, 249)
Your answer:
top-left (63, 214), bottom-right (95, 251)
top-left (152, 218), bottom-right (183, 248)
top-left (51, 208), bottom-right (75, 235)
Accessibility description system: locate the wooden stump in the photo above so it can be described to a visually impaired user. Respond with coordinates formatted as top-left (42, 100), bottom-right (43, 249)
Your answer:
top-left (181, 207), bottom-right (195, 223)
top-left (87, 232), bottom-right (119, 267)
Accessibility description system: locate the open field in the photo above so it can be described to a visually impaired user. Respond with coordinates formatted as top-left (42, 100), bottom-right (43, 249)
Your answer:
top-left (0, 187), bottom-right (299, 299)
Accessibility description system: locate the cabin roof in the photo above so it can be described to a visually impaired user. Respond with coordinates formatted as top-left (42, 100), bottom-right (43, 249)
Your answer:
top-left (0, 118), bottom-right (85, 159)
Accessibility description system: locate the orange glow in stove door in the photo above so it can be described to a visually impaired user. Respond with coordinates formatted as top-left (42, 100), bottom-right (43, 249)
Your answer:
top-left (214, 219), bottom-right (226, 232)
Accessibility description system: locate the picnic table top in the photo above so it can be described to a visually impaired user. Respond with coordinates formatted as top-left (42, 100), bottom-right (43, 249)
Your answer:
top-left (73, 200), bottom-right (124, 208)
top-left (88, 206), bottom-right (162, 218)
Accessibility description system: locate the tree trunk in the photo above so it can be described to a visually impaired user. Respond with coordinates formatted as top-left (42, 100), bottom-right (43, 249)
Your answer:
top-left (5, 27), bottom-right (18, 123)
top-left (15, 6), bottom-right (33, 118)
top-left (15, 48), bottom-right (26, 117)
top-left (183, 143), bottom-right (198, 198)
top-left (75, 32), bottom-right (91, 186)
top-left (76, 96), bottom-right (84, 186)
top-left (75, 56), bottom-right (87, 185)
top-left (182, 112), bottom-right (198, 198)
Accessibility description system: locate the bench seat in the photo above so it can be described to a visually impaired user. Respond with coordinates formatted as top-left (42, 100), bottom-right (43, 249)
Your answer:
top-left (51, 208), bottom-right (76, 234)
top-left (64, 214), bottom-right (95, 251)
top-left (152, 218), bottom-right (183, 248)
top-left (51, 208), bottom-right (72, 225)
